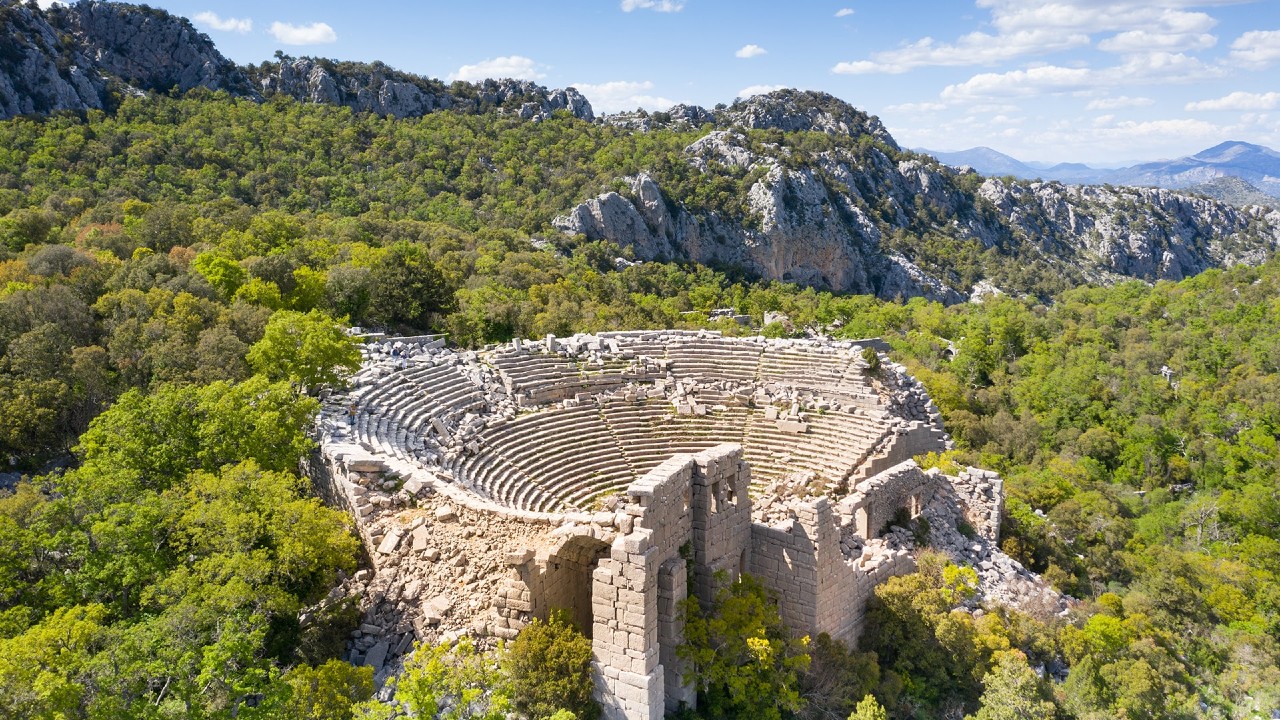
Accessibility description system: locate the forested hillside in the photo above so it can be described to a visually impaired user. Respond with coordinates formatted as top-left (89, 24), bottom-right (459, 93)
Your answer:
top-left (0, 87), bottom-right (1277, 718)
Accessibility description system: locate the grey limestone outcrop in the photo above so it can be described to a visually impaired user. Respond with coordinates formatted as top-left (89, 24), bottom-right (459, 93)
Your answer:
top-left (557, 96), bottom-right (1280, 300)
top-left (0, 2), bottom-right (592, 122)
top-left (0, 0), bottom-right (250, 117)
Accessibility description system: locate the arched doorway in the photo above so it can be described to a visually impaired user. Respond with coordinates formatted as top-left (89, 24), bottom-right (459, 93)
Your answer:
top-left (542, 534), bottom-right (611, 636)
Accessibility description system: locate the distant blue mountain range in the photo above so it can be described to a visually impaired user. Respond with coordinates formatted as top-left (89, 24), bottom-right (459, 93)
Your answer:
top-left (922, 141), bottom-right (1280, 198)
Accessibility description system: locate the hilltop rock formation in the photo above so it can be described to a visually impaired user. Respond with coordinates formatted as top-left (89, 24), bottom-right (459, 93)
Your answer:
top-left (0, 0), bottom-right (249, 117)
top-left (0, 1), bottom-right (592, 122)
top-left (558, 92), bottom-right (1280, 300)
top-left (253, 58), bottom-right (593, 121)
top-left (717, 89), bottom-right (900, 150)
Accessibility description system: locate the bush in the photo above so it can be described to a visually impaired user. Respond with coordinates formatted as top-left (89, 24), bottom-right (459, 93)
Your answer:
top-left (679, 574), bottom-right (811, 720)
top-left (503, 610), bottom-right (599, 720)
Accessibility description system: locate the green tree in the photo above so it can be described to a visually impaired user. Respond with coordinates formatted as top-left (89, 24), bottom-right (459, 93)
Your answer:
top-left (193, 252), bottom-right (247, 299)
top-left (849, 694), bottom-right (888, 720)
top-left (397, 637), bottom-right (510, 720)
top-left (679, 575), bottom-right (811, 720)
top-left (969, 651), bottom-right (1056, 720)
top-left (503, 611), bottom-right (599, 720)
top-left (255, 659), bottom-right (374, 720)
top-left (366, 241), bottom-right (453, 331)
top-left (247, 309), bottom-right (362, 389)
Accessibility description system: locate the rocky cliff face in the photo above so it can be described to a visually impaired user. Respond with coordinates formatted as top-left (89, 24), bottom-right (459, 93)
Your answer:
top-left (49, 1), bottom-right (255, 96)
top-left (253, 59), bottom-right (593, 122)
top-left (0, 1), bottom-right (593, 122)
top-left (0, 0), bottom-right (252, 118)
top-left (0, 2), bottom-right (104, 117)
top-left (558, 91), bottom-right (1280, 301)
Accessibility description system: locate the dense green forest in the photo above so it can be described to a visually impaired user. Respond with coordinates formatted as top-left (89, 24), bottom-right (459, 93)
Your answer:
top-left (0, 93), bottom-right (1277, 718)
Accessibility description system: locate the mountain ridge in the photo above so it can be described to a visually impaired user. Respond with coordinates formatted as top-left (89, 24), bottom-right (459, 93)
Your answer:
top-left (2, 0), bottom-right (1279, 302)
top-left (926, 141), bottom-right (1280, 199)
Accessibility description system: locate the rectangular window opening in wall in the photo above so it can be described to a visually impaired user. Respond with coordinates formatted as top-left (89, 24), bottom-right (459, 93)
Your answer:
top-left (710, 481), bottom-right (721, 512)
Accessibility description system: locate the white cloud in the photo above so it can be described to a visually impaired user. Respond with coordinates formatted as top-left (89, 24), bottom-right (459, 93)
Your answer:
top-left (194, 11), bottom-right (252, 34)
top-left (1094, 117), bottom-right (1225, 142)
top-left (268, 21), bottom-right (336, 45)
top-left (1186, 91), bottom-right (1280, 111)
top-left (981, 1), bottom-right (1225, 35)
top-left (832, 28), bottom-right (1089, 74)
top-left (737, 84), bottom-right (787, 99)
top-left (834, 8), bottom-right (854, 17)
top-left (1230, 29), bottom-right (1280, 69)
top-left (942, 65), bottom-right (1094, 100)
top-left (451, 56), bottom-right (546, 83)
top-left (573, 81), bottom-right (676, 114)
top-left (885, 101), bottom-right (948, 112)
top-left (735, 44), bottom-right (767, 59)
top-left (1098, 28), bottom-right (1215, 53)
top-left (620, 0), bottom-right (685, 12)
top-left (1085, 95), bottom-right (1154, 110)
top-left (942, 52), bottom-right (1220, 102)
top-left (832, 2), bottom-right (1240, 74)
top-left (35, 0), bottom-right (63, 8)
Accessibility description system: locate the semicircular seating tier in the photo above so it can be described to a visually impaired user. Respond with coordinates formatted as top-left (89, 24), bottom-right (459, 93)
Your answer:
top-left (327, 331), bottom-right (947, 515)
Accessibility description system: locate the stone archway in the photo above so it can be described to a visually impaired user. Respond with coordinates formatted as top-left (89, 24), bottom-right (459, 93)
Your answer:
top-left (543, 534), bottom-right (611, 636)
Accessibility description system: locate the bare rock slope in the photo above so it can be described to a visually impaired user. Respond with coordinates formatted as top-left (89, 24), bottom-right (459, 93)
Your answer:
top-left (559, 91), bottom-right (1280, 301)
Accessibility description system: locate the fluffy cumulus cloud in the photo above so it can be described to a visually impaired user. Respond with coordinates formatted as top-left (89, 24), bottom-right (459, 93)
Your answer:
top-left (268, 21), bottom-right (337, 45)
top-left (1186, 91), bottom-right (1280, 111)
top-left (737, 84), bottom-right (787, 99)
top-left (572, 80), bottom-right (676, 113)
top-left (835, 8), bottom-right (854, 17)
top-left (620, 0), bottom-right (685, 12)
top-left (1230, 29), bottom-right (1280, 69)
top-left (832, 1), bottom-right (1241, 74)
top-left (943, 51), bottom-right (1220, 102)
top-left (941, 65), bottom-right (1094, 101)
top-left (451, 56), bottom-right (546, 83)
top-left (833, 29), bottom-right (1089, 74)
top-left (735, 44), bottom-right (767, 59)
top-left (194, 11), bottom-right (252, 34)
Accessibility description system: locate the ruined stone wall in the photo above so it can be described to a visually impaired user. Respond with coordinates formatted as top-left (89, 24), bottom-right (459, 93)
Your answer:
top-left (589, 444), bottom-right (749, 720)
top-left (750, 511), bottom-right (820, 632)
top-left (843, 461), bottom-right (938, 538)
top-left (689, 448), bottom-right (753, 602)
top-left (592, 454), bottom-right (692, 720)
top-left (750, 495), bottom-right (917, 646)
top-left (948, 467), bottom-right (1003, 542)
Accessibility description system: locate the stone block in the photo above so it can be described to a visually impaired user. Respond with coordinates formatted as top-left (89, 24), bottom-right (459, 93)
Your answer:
top-left (411, 526), bottom-right (430, 551)
top-left (776, 419), bottom-right (809, 433)
top-left (434, 505), bottom-right (457, 522)
top-left (348, 458), bottom-right (386, 473)
top-left (376, 530), bottom-right (403, 555)
top-left (363, 640), bottom-right (389, 670)
top-left (505, 548), bottom-right (534, 566)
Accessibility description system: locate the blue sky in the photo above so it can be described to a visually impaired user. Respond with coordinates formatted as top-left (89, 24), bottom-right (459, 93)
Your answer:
top-left (60, 1), bottom-right (1280, 165)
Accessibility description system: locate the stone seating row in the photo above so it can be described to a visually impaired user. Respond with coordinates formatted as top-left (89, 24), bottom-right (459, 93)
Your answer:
top-left (666, 339), bottom-right (765, 383)
top-left (740, 410), bottom-right (883, 489)
top-left (456, 404), bottom-right (634, 512)
top-left (444, 383), bottom-right (901, 513)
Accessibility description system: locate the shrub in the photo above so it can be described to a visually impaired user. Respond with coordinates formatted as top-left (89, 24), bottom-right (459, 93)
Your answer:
top-left (503, 610), bottom-right (599, 720)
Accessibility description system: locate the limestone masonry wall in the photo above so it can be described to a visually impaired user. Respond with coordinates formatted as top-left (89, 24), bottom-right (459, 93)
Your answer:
top-left (308, 331), bottom-right (1036, 718)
